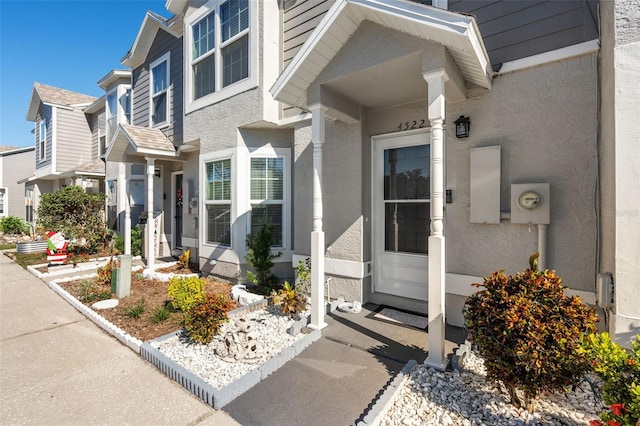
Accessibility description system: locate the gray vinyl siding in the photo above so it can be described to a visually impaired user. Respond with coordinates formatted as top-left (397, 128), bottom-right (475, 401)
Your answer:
top-left (448, 0), bottom-right (599, 67)
top-left (87, 112), bottom-right (100, 159)
top-left (56, 107), bottom-right (93, 172)
top-left (282, 0), bottom-right (335, 118)
top-left (131, 29), bottom-right (183, 146)
top-left (1, 149), bottom-right (35, 219)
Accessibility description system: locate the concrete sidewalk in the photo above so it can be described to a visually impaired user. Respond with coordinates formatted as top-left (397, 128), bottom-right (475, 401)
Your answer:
top-left (2, 251), bottom-right (466, 426)
top-left (0, 251), bottom-right (240, 426)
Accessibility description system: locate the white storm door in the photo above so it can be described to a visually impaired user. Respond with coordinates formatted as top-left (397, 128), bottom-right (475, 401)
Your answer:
top-left (372, 130), bottom-right (430, 301)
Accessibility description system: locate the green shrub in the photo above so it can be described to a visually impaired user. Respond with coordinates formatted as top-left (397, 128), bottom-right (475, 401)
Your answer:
top-left (580, 332), bottom-right (640, 425)
top-left (36, 186), bottom-right (107, 251)
top-left (245, 216), bottom-right (282, 294)
top-left (464, 253), bottom-right (598, 412)
top-left (167, 276), bottom-right (206, 312)
top-left (151, 306), bottom-right (171, 323)
top-left (124, 298), bottom-right (145, 319)
top-left (273, 281), bottom-right (307, 318)
top-left (110, 226), bottom-right (142, 256)
top-left (77, 279), bottom-right (111, 303)
top-left (184, 294), bottom-right (234, 344)
top-left (295, 258), bottom-right (311, 297)
top-left (0, 216), bottom-right (29, 235)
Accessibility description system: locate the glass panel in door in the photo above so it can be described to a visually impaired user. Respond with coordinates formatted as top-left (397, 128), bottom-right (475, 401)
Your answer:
top-left (383, 144), bottom-right (430, 254)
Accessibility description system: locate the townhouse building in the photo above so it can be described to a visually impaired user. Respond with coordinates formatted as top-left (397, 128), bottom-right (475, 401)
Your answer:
top-left (26, 0), bottom-right (639, 358)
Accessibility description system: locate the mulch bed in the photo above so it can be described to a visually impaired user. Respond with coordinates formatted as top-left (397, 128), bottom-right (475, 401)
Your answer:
top-left (57, 272), bottom-right (236, 342)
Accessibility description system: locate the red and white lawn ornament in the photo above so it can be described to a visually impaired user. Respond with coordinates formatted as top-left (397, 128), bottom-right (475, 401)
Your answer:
top-left (46, 231), bottom-right (68, 265)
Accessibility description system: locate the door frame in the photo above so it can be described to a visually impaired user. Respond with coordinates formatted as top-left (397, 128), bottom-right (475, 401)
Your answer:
top-left (371, 128), bottom-right (431, 301)
top-left (170, 171), bottom-right (184, 250)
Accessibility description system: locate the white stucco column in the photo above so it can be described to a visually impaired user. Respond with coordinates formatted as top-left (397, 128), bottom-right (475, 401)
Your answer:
top-left (309, 104), bottom-right (328, 330)
top-left (123, 164), bottom-right (131, 255)
top-left (145, 158), bottom-right (155, 269)
top-left (424, 70), bottom-right (448, 371)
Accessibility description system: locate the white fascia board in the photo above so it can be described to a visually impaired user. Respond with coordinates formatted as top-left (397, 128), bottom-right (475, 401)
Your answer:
top-left (42, 102), bottom-right (73, 111)
top-left (271, 0), bottom-right (491, 105)
top-left (122, 12), bottom-right (181, 68)
top-left (270, 0), bottom-right (349, 101)
top-left (497, 39), bottom-right (600, 75)
top-left (135, 147), bottom-right (179, 157)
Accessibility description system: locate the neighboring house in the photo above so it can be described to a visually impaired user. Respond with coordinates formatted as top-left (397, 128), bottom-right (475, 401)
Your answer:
top-left (0, 146), bottom-right (35, 220)
top-left (24, 83), bottom-right (105, 222)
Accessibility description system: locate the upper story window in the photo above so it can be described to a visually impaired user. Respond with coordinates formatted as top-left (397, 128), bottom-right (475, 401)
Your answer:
top-left (186, 0), bottom-right (256, 112)
top-left (38, 119), bottom-right (46, 161)
top-left (150, 52), bottom-right (170, 127)
top-left (98, 112), bottom-right (107, 157)
top-left (106, 91), bottom-right (118, 144)
top-left (123, 88), bottom-right (131, 124)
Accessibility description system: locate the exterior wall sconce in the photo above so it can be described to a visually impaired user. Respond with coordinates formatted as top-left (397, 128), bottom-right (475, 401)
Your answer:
top-left (454, 115), bottom-right (470, 138)
top-left (154, 167), bottom-right (161, 178)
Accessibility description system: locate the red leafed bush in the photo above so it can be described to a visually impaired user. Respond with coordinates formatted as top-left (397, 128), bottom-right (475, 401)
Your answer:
top-left (184, 294), bottom-right (234, 344)
top-left (464, 253), bottom-right (598, 412)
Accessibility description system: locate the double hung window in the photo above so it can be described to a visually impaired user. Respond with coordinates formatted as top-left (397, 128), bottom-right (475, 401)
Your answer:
top-left (205, 158), bottom-right (232, 245)
top-left (250, 157), bottom-right (284, 247)
top-left (190, 0), bottom-right (250, 102)
top-left (38, 120), bottom-right (46, 161)
top-left (150, 53), bottom-right (170, 126)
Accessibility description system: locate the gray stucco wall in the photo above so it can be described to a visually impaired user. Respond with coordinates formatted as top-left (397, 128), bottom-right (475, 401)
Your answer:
top-left (366, 53), bottom-right (599, 293)
top-left (293, 53), bottom-right (598, 314)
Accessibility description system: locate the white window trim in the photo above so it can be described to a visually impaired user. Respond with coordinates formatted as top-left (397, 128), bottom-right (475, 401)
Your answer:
top-left (38, 119), bottom-right (46, 162)
top-left (98, 112), bottom-right (107, 157)
top-left (149, 52), bottom-right (171, 128)
top-left (246, 146), bottom-right (290, 251)
top-left (200, 148), bottom-right (237, 263)
top-left (0, 187), bottom-right (6, 216)
top-left (184, 0), bottom-right (258, 114)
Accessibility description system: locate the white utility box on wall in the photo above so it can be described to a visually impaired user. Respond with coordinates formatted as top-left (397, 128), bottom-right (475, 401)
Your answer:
top-left (510, 182), bottom-right (550, 224)
top-left (470, 146), bottom-right (501, 224)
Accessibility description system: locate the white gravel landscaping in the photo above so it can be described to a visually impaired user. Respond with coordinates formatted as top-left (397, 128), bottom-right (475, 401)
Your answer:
top-left (381, 352), bottom-right (600, 426)
top-left (152, 307), bottom-right (311, 389)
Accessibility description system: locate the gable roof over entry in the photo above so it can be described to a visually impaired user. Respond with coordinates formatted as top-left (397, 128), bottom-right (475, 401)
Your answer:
top-left (270, 0), bottom-right (492, 109)
top-left (106, 123), bottom-right (179, 162)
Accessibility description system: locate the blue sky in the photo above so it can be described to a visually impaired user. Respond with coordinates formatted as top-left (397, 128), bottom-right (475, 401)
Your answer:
top-left (0, 0), bottom-right (169, 148)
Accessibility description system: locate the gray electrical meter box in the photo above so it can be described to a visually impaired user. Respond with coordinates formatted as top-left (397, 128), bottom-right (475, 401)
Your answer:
top-left (510, 183), bottom-right (550, 224)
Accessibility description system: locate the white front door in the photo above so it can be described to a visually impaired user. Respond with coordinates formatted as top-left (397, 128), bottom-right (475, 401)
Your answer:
top-left (372, 130), bottom-right (430, 300)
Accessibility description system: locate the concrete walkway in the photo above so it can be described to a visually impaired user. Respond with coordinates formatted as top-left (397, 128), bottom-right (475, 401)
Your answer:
top-left (0, 252), bottom-right (240, 426)
top-left (1, 251), bottom-right (466, 426)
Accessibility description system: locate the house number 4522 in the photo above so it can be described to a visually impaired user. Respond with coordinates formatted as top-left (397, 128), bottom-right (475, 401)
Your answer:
top-left (397, 120), bottom-right (426, 132)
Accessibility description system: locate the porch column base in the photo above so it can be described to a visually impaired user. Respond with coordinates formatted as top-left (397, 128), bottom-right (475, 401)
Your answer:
top-left (425, 234), bottom-right (446, 371)
top-left (310, 230), bottom-right (327, 330)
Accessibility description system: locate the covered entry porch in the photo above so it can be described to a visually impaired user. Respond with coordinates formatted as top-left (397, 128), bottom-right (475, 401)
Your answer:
top-left (105, 123), bottom-right (196, 267)
top-left (271, 0), bottom-right (491, 369)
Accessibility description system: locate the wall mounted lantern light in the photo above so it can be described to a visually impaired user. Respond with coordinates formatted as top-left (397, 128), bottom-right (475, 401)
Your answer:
top-left (154, 167), bottom-right (161, 178)
top-left (454, 115), bottom-right (471, 138)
